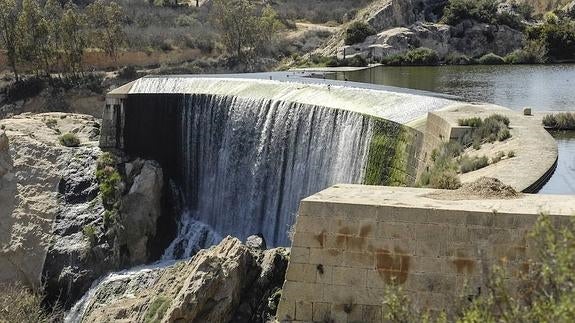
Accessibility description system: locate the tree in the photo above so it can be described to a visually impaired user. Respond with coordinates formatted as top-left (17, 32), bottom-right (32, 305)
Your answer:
top-left (60, 3), bottom-right (88, 76)
top-left (212, 0), bottom-right (281, 60)
top-left (87, 0), bottom-right (126, 62)
top-left (17, 0), bottom-right (54, 76)
top-left (0, 0), bottom-right (20, 80)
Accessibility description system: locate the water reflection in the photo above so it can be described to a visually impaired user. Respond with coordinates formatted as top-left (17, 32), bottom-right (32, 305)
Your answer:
top-left (539, 131), bottom-right (575, 194)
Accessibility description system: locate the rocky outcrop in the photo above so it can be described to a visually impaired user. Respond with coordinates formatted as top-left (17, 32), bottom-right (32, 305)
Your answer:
top-left (120, 159), bottom-right (164, 264)
top-left (339, 20), bottom-right (524, 60)
top-left (43, 155), bottom-right (165, 308)
top-left (0, 113), bottom-right (101, 287)
top-left (75, 236), bottom-right (289, 323)
top-left (0, 112), bottom-right (166, 308)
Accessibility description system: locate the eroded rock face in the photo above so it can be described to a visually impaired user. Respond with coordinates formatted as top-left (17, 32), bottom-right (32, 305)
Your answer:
top-left (77, 237), bottom-right (289, 323)
top-left (0, 113), bottom-right (101, 287)
top-left (0, 112), bottom-right (166, 308)
top-left (341, 21), bottom-right (524, 60)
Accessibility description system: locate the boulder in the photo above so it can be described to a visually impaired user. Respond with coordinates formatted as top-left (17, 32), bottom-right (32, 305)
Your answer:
top-left (77, 237), bottom-right (290, 323)
top-left (120, 160), bottom-right (164, 264)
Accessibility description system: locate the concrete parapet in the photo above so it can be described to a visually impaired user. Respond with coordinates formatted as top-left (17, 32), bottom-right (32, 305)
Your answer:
top-left (277, 185), bottom-right (575, 322)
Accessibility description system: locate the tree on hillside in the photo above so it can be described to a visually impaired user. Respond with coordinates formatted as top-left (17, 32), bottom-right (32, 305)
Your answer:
top-left (212, 0), bottom-right (281, 60)
top-left (87, 0), bottom-right (126, 62)
top-left (0, 0), bottom-right (21, 80)
top-left (17, 0), bottom-right (54, 77)
top-left (60, 3), bottom-right (88, 76)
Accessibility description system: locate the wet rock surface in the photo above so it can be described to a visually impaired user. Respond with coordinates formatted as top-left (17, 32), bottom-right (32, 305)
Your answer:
top-left (76, 237), bottom-right (289, 323)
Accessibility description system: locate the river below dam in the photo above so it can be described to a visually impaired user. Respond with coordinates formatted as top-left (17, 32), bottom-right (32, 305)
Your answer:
top-left (327, 64), bottom-right (575, 194)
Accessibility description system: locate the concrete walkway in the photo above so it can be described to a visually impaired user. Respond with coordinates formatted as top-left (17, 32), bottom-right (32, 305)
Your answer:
top-left (434, 104), bottom-right (558, 193)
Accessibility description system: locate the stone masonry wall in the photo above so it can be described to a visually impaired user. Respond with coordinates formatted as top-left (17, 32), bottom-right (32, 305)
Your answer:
top-left (277, 185), bottom-right (575, 322)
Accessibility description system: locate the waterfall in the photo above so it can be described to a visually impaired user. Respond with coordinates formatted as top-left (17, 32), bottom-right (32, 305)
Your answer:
top-left (158, 94), bottom-right (373, 258)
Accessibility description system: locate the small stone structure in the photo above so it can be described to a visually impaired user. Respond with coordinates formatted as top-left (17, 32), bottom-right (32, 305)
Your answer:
top-left (277, 184), bottom-right (575, 322)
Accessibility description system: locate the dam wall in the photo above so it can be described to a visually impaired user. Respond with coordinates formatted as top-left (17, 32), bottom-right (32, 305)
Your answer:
top-left (99, 77), bottom-right (447, 249)
top-left (277, 185), bottom-right (575, 322)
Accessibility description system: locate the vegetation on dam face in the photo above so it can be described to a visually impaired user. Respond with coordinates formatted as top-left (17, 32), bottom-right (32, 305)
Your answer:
top-left (363, 119), bottom-right (422, 187)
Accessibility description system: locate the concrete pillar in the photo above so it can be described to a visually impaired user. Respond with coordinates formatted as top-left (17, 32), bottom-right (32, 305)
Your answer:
top-left (99, 96), bottom-right (125, 150)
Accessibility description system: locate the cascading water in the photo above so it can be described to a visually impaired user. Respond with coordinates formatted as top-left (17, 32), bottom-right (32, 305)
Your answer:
top-left (161, 94), bottom-right (373, 258)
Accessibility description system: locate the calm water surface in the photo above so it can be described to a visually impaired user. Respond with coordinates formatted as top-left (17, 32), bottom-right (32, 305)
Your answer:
top-left (329, 64), bottom-right (575, 194)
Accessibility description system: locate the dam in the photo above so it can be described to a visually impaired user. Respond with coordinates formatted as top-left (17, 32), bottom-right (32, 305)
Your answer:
top-left (100, 76), bottom-right (453, 252)
top-left (73, 74), bottom-right (571, 322)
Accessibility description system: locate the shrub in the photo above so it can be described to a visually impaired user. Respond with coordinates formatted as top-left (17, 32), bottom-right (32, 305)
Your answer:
top-left (505, 40), bottom-right (548, 64)
top-left (526, 16), bottom-right (575, 61)
top-left (4, 77), bottom-right (44, 103)
top-left (478, 53), bottom-right (506, 65)
top-left (459, 155), bottom-right (489, 173)
top-left (403, 47), bottom-right (440, 66)
top-left (508, 150), bottom-right (516, 158)
top-left (459, 117), bottom-right (483, 127)
top-left (441, 0), bottom-right (500, 25)
top-left (96, 153), bottom-right (122, 209)
top-left (429, 169), bottom-right (462, 189)
top-left (83, 224), bottom-right (97, 246)
top-left (381, 48), bottom-right (440, 66)
top-left (59, 133), bottom-right (81, 147)
top-left (492, 151), bottom-right (506, 163)
top-left (445, 52), bottom-right (472, 65)
top-left (344, 21), bottom-right (375, 45)
top-left (542, 112), bottom-right (575, 130)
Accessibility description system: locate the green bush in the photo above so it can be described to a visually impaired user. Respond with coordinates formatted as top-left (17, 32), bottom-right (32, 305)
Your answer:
top-left (59, 133), bottom-right (81, 147)
top-left (478, 53), bottom-right (506, 64)
top-left (542, 112), bottom-right (575, 130)
top-left (344, 21), bottom-right (375, 45)
top-left (96, 153), bottom-right (122, 209)
top-left (508, 150), bottom-right (516, 158)
top-left (83, 224), bottom-right (97, 246)
top-left (492, 151), bottom-right (506, 163)
top-left (429, 169), bottom-right (462, 189)
top-left (526, 16), bottom-right (575, 61)
top-left (441, 0), bottom-right (499, 25)
top-left (504, 40), bottom-right (548, 64)
top-left (445, 52), bottom-right (472, 65)
top-left (459, 155), bottom-right (489, 173)
top-left (404, 47), bottom-right (440, 65)
top-left (381, 48), bottom-right (440, 66)
top-left (458, 117), bottom-right (483, 127)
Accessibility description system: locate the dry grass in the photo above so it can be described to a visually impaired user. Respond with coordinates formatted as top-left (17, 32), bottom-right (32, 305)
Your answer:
top-left (0, 283), bottom-right (62, 323)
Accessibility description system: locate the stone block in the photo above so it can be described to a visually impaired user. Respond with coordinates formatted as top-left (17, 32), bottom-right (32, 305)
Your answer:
top-left (376, 222), bottom-right (414, 240)
top-left (286, 263), bottom-right (318, 283)
top-left (309, 248), bottom-right (343, 266)
top-left (342, 251), bottom-right (375, 269)
top-left (394, 207), bottom-right (429, 223)
top-left (291, 247), bottom-right (310, 264)
top-left (329, 217), bottom-right (360, 237)
top-left (293, 231), bottom-right (326, 249)
top-left (295, 215), bottom-right (329, 234)
top-left (312, 302), bottom-right (331, 322)
top-left (277, 299), bottom-right (295, 321)
top-left (363, 305), bottom-right (383, 322)
top-left (466, 212), bottom-right (494, 227)
top-left (523, 107), bottom-right (532, 116)
top-left (414, 223), bottom-right (448, 241)
top-left (316, 264), bottom-right (333, 285)
top-left (295, 301), bottom-right (313, 321)
top-left (283, 281), bottom-right (323, 302)
top-left (333, 266), bottom-right (367, 287)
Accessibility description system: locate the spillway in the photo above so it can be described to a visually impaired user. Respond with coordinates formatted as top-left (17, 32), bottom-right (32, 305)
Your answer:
top-left (100, 76), bottom-right (454, 255)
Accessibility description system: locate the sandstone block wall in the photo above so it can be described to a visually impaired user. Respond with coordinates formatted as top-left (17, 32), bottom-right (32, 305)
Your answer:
top-left (277, 185), bottom-right (575, 322)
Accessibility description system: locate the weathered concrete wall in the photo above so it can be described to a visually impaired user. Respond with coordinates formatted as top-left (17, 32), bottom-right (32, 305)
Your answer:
top-left (277, 185), bottom-right (575, 322)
